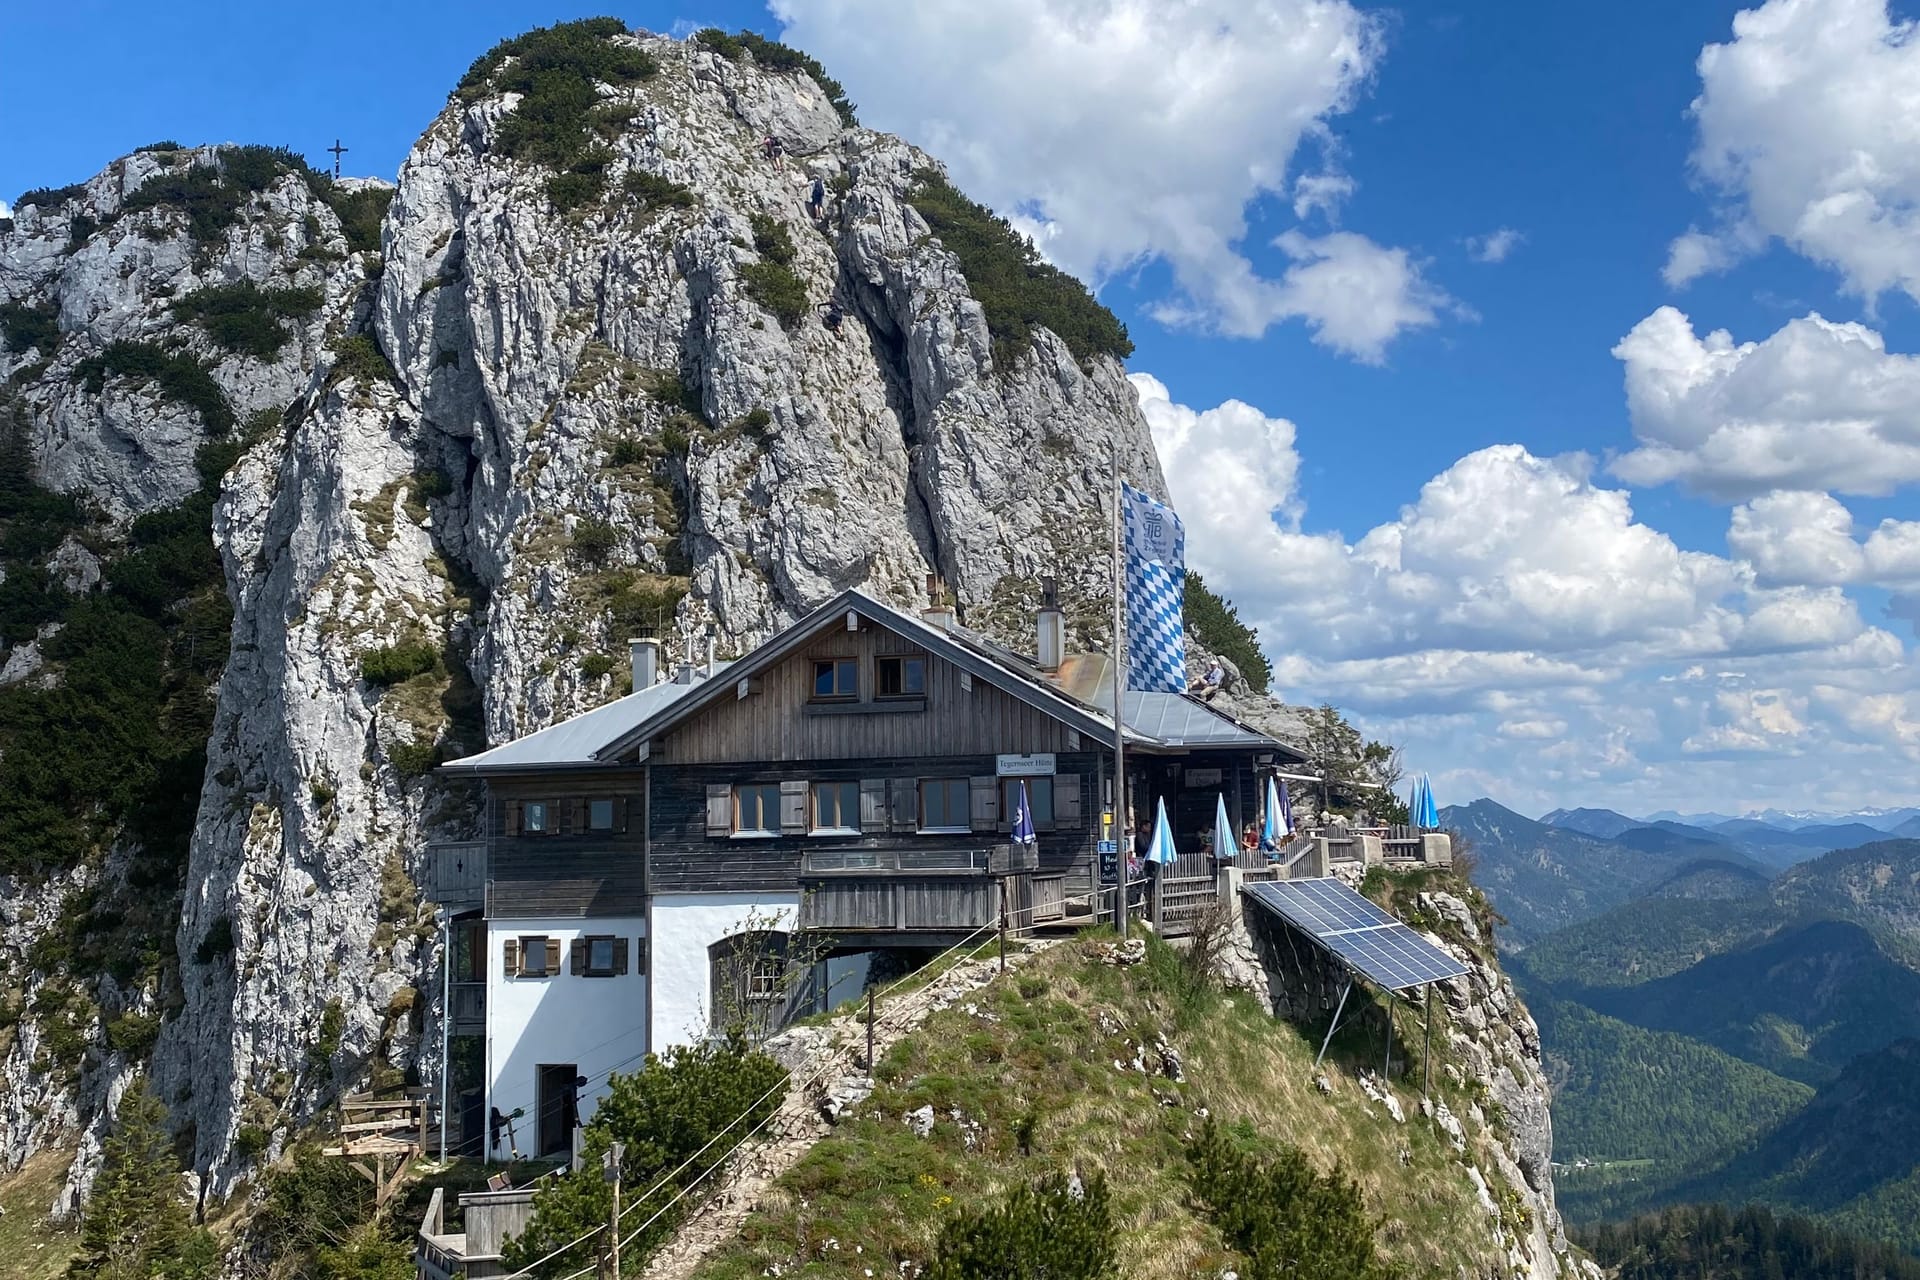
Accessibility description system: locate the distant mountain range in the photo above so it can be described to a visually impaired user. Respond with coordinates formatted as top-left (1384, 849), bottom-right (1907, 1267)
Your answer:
top-left (1481, 822), bottom-right (1920, 1249)
top-left (1534, 804), bottom-right (1907, 872)
top-left (1626, 805), bottom-right (1920, 834)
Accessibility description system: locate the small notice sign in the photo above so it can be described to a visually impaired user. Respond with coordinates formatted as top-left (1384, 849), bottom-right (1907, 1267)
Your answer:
top-left (996, 753), bottom-right (1056, 777)
top-left (1096, 839), bottom-right (1118, 854)
top-left (1184, 767), bottom-right (1223, 786)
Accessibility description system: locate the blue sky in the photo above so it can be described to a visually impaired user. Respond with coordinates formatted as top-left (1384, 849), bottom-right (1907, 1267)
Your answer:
top-left (5, 0), bottom-right (1919, 815)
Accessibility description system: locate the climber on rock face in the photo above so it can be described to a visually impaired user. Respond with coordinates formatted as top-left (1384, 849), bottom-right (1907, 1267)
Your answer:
top-left (808, 175), bottom-right (826, 221)
top-left (820, 299), bottom-right (845, 336)
top-left (762, 134), bottom-right (784, 168)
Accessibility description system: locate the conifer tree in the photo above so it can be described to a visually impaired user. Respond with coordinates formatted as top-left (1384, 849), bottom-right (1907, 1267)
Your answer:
top-left (69, 1079), bottom-right (216, 1280)
top-left (923, 1172), bottom-right (1115, 1279)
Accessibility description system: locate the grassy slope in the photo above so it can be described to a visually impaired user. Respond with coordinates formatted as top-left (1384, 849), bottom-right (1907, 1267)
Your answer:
top-left (0, 1150), bottom-right (80, 1280)
top-left (691, 934), bottom-right (1515, 1280)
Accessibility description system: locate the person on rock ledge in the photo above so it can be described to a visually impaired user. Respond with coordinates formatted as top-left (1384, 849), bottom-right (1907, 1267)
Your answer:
top-left (808, 174), bottom-right (826, 221)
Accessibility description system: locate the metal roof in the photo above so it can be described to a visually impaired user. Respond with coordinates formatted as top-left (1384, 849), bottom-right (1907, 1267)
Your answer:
top-left (1244, 878), bottom-right (1468, 991)
top-left (1123, 691), bottom-right (1274, 748)
top-left (438, 671), bottom-right (723, 774)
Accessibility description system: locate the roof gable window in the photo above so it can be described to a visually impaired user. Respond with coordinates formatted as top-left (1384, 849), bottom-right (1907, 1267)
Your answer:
top-left (876, 655), bottom-right (925, 698)
top-left (811, 658), bottom-right (859, 700)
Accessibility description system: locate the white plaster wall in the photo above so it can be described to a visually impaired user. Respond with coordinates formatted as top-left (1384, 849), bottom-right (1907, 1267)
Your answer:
top-left (485, 914), bottom-right (648, 1161)
top-left (648, 892), bottom-right (799, 1051)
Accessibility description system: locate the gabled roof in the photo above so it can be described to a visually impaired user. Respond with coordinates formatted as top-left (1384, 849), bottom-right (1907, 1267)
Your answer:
top-left (444, 586), bottom-right (1293, 776)
top-left (594, 588), bottom-right (1127, 762)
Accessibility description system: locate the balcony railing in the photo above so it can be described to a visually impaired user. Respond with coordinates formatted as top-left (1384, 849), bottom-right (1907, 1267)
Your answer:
top-left (800, 845), bottom-right (1035, 876)
top-left (425, 841), bottom-right (487, 909)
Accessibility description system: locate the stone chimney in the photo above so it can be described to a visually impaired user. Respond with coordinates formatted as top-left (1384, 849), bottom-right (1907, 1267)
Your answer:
top-left (1036, 576), bottom-right (1064, 672)
top-left (629, 637), bottom-right (659, 690)
top-left (921, 571), bottom-right (956, 631)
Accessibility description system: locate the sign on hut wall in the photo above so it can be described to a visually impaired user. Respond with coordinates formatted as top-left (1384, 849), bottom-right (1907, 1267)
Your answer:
top-left (996, 753), bottom-right (1056, 777)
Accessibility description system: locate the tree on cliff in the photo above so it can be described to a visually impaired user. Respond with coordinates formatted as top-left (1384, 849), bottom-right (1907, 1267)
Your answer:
top-left (68, 1080), bottom-right (216, 1280)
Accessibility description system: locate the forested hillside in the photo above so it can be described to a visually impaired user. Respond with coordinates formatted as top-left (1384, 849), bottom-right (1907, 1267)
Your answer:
top-left (1575, 1204), bottom-right (1920, 1280)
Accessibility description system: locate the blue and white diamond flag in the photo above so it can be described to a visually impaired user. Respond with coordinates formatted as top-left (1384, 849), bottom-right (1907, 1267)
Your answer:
top-left (1122, 482), bottom-right (1187, 693)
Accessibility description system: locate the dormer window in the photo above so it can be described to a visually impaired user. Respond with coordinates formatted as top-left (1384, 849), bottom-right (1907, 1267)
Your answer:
top-left (876, 656), bottom-right (924, 698)
top-left (811, 659), bottom-right (858, 700)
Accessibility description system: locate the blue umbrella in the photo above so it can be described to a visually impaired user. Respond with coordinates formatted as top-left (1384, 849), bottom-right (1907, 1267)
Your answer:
top-left (1011, 780), bottom-right (1039, 847)
top-left (1147, 797), bottom-right (1178, 865)
top-left (1415, 774), bottom-right (1439, 828)
top-left (1213, 793), bottom-right (1235, 861)
top-left (1260, 776), bottom-right (1284, 851)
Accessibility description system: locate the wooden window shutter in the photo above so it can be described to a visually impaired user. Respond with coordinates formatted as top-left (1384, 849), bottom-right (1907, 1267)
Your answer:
top-left (635, 937), bottom-right (649, 976)
top-left (570, 939), bottom-right (586, 976)
top-left (611, 796), bottom-right (627, 833)
top-left (613, 937), bottom-right (630, 975)
top-left (860, 779), bottom-right (888, 832)
top-left (545, 938), bottom-right (562, 974)
top-left (888, 779), bottom-right (917, 832)
top-left (705, 784), bottom-right (732, 837)
top-left (569, 798), bottom-right (588, 834)
top-left (503, 938), bottom-right (520, 976)
top-left (1055, 774), bottom-right (1082, 824)
top-left (969, 776), bottom-right (999, 832)
top-left (780, 780), bottom-right (808, 834)
top-left (505, 801), bottom-right (522, 837)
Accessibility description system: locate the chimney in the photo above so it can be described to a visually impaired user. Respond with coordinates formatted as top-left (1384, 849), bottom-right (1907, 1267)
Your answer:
top-left (705, 627), bottom-right (717, 675)
top-left (673, 662), bottom-right (697, 685)
top-left (1036, 576), bottom-right (1064, 672)
top-left (629, 637), bottom-right (659, 690)
top-left (921, 571), bottom-right (956, 631)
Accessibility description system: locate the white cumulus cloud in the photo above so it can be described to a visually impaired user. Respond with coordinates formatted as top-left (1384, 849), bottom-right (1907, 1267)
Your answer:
top-left (1669, 0), bottom-right (1920, 301)
top-left (771, 0), bottom-right (1448, 360)
top-left (1465, 228), bottom-right (1523, 264)
top-left (1611, 306), bottom-right (1920, 499)
top-left (1136, 375), bottom-right (1916, 812)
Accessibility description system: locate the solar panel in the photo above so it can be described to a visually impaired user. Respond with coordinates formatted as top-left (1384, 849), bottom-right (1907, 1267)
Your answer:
top-left (1244, 878), bottom-right (1468, 991)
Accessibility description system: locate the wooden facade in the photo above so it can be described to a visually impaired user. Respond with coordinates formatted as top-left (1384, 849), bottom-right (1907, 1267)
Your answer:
top-left (482, 770), bottom-right (647, 917)
top-left (657, 623), bottom-right (1082, 763)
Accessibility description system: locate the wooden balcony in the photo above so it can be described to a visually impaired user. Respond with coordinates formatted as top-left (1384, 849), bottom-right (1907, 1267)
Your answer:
top-left (798, 845), bottom-right (1032, 933)
top-left (425, 841), bottom-right (487, 910)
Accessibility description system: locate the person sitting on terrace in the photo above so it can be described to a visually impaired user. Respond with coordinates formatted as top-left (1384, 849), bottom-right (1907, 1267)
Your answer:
top-left (1241, 823), bottom-right (1259, 854)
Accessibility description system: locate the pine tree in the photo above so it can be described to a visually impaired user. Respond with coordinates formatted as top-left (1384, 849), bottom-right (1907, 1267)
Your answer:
top-left (923, 1172), bottom-right (1115, 1279)
top-left (69, 1080), bottom-right (216, 1280)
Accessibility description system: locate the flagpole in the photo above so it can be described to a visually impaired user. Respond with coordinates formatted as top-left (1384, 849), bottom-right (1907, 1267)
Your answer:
top-left (1110, 431), bottom-right (1128, 934)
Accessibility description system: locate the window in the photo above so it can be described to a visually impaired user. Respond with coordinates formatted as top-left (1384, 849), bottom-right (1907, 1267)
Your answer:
top-left (518, 936), bottom-right (551, 977)
top-left (588, 799), bottom-right (615, 830)
top-left (522, 801), bottom-right (549, 834)
top-left (734, 783), bottom-right (781, 835)
top-left (812, 781), bottom-right (859, 833)
top-left (586, 936), bottom-right (616, 976)
top-left (876, 656), bottom-right (925, 698)
top-left (811, 658), bottom-right (858, 700)
top-left (919, 778), bottom-right (970, 831)
top-left (1002, 777), bottom-right (1054, 830)
top-left (710, 931), bottom-right (790, 1042)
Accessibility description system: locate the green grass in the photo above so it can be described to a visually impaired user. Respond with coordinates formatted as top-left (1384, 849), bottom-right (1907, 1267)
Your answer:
top-left (689, 933), bottom-right (1510, 1280)
top-left (0, 1149), bottom-right (83, 1280)
top-left (1185, 572), bottom-right (1270, 693)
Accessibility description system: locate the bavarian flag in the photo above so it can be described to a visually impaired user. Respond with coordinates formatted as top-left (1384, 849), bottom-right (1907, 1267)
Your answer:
top-left (1122, 482), bottom-right (1188, 692)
